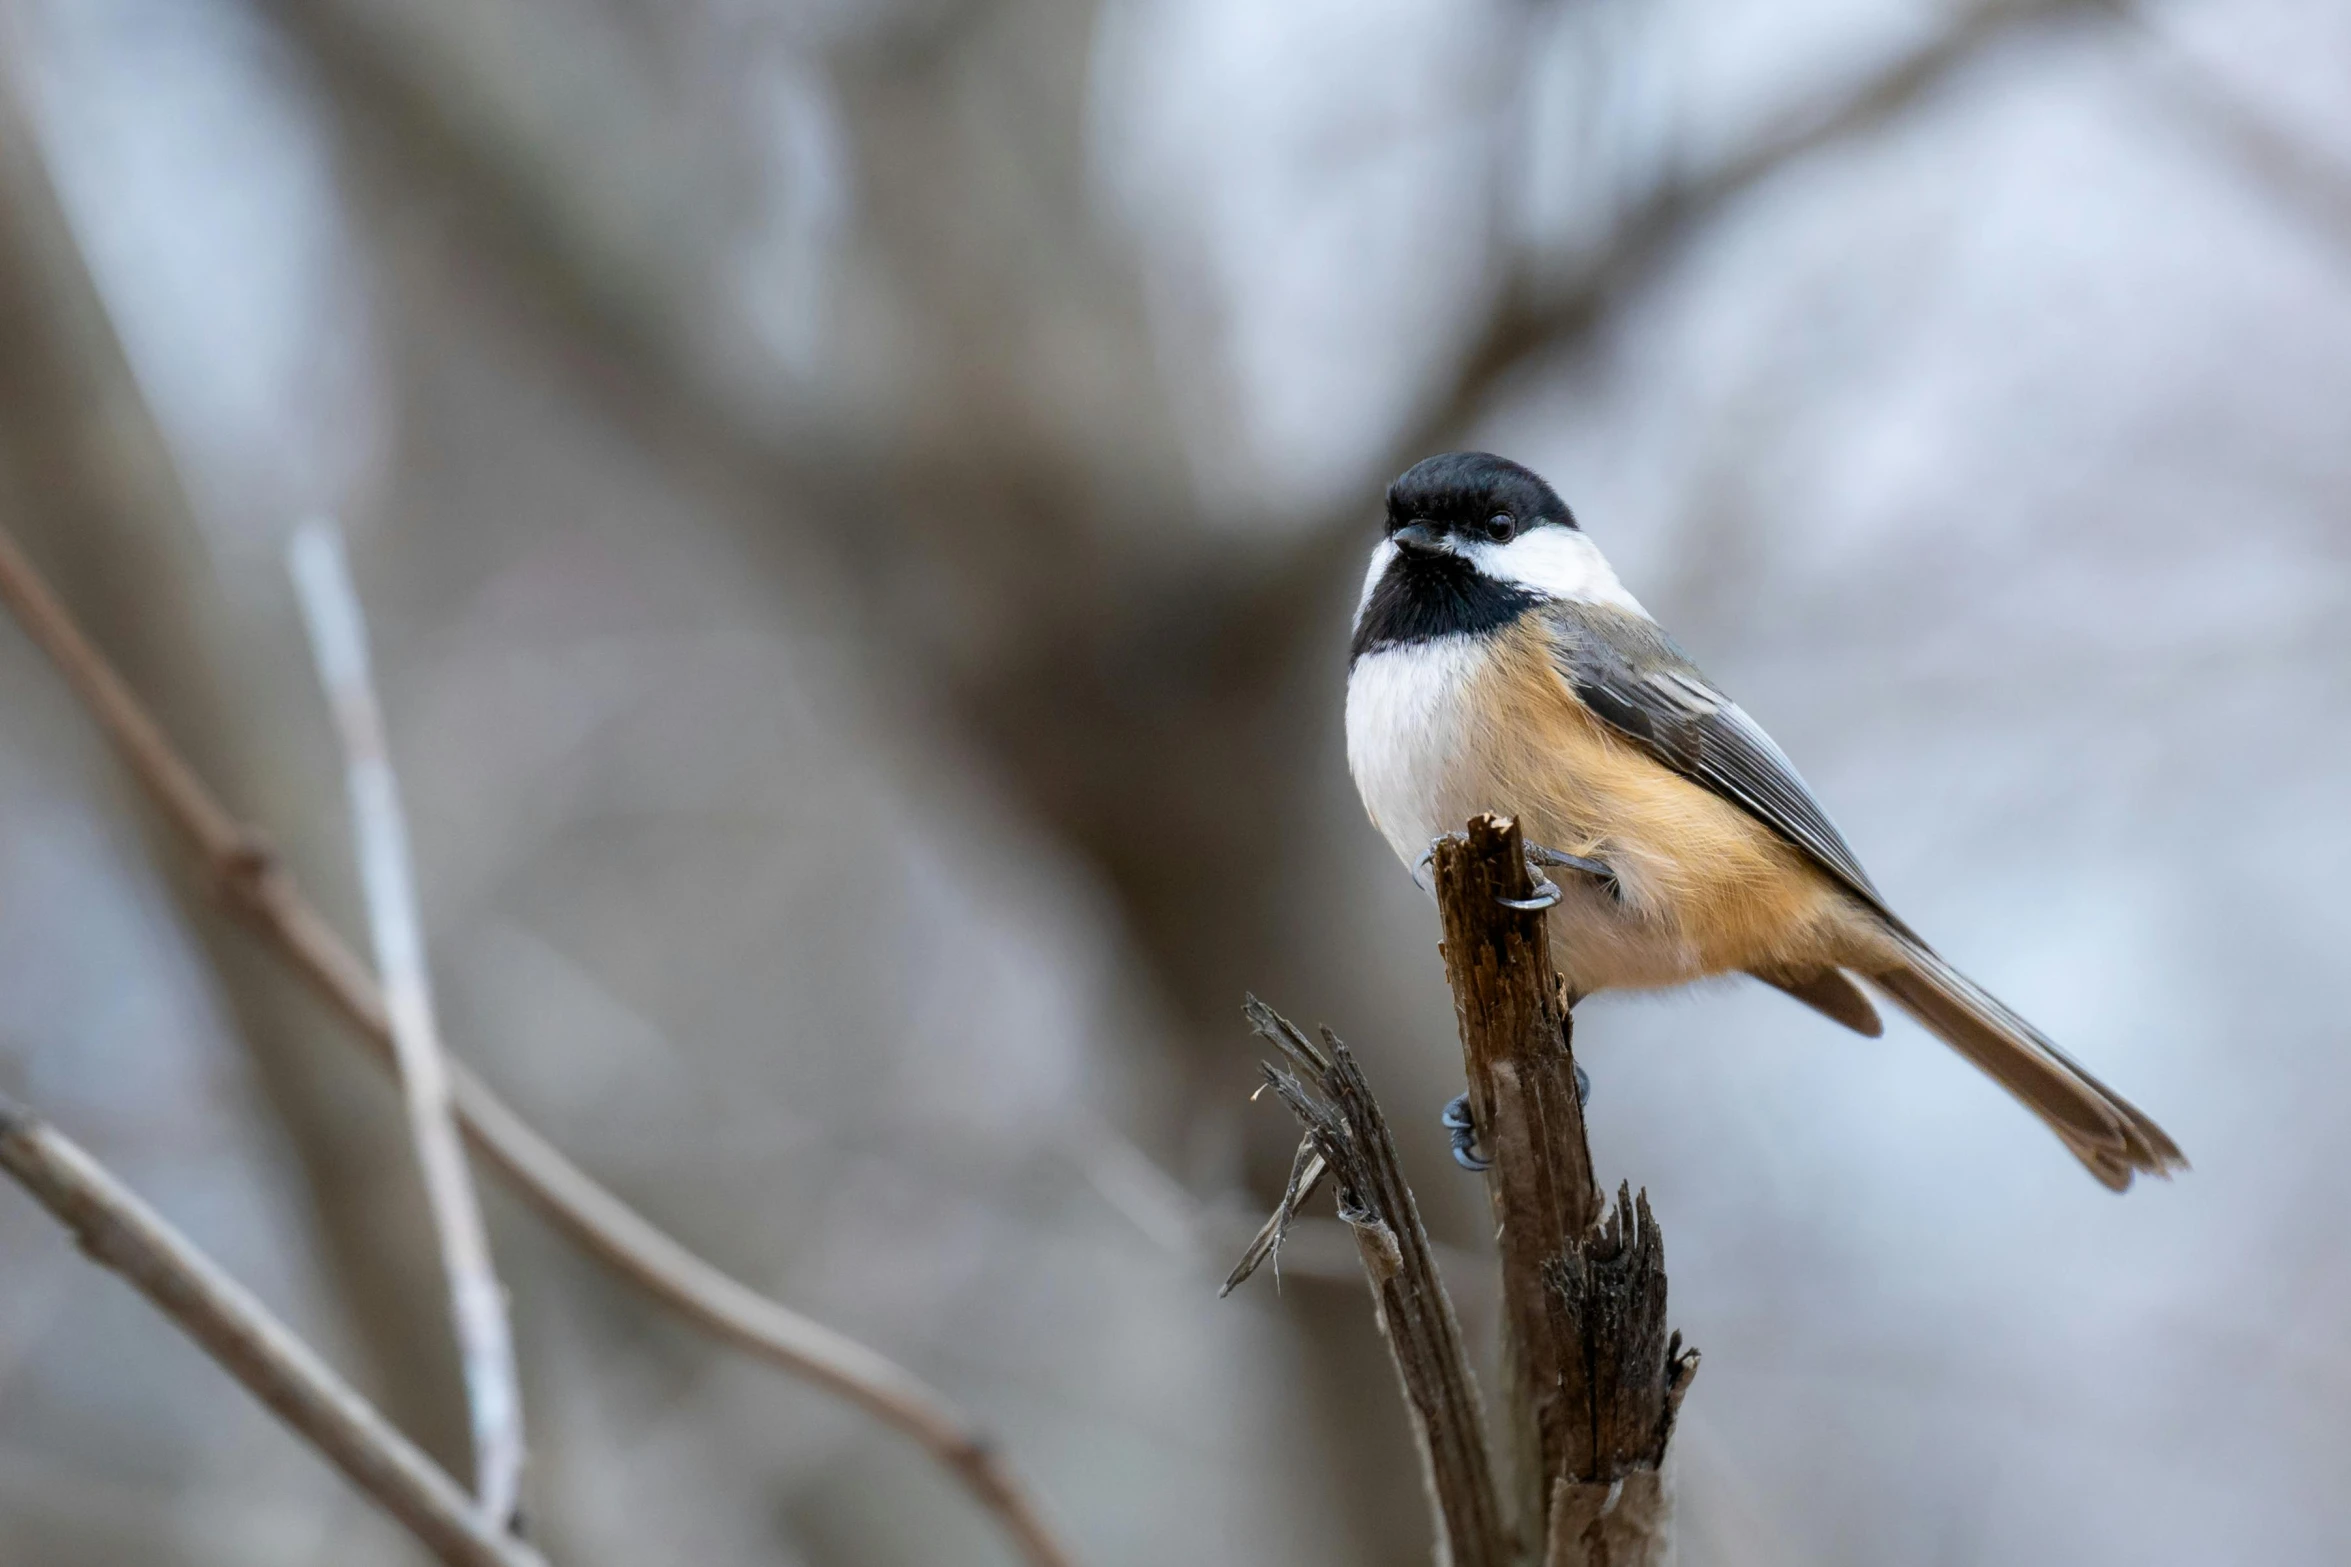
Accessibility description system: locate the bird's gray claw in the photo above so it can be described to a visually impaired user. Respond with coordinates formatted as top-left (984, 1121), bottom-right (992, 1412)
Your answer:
top-left (1412, 841), bottom-right (1440, 895)
top-left (1496, 865), bottom-right (1563, 911)
top-left (1441, 1093), bottom-right (1490, 1171)
top-left (1524, 843), bottom-right (1622, 903)
top-left (1574, 1062), bottom-right (1590, 1107)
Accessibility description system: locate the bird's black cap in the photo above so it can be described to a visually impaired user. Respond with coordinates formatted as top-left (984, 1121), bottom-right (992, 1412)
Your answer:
top-left (1385, 451), bottom-right (1576, 535)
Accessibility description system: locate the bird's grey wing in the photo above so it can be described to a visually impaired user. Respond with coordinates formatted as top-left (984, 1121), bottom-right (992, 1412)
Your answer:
top-left (1544, 600), bottom-right (1893, 920)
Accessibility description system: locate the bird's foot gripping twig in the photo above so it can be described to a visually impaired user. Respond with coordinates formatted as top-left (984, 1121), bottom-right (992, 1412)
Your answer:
top-left (1440, 1093), bottom-right (1490, 1172)
top-left (1418, 837), bottom-right (1617, 907)
top-left (1497, 843), bottom-right (1619, 911)
top-left (1445, 1070), bottom-right (1587, 1172)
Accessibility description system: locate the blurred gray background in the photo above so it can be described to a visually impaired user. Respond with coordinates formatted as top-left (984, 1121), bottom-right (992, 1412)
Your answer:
top-left (0, 0), bottom-right (2346, 1562)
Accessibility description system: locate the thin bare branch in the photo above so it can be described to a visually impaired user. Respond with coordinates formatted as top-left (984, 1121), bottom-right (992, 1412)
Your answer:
top-left (1231, 998), bottom-right (1513, 1567)
top-left (287, 520), bottom-right (527, 1525)
top-left (0, 521), bottom-right (1077, 1567)
top-left (0, 1093), bottom-right (544, 1567)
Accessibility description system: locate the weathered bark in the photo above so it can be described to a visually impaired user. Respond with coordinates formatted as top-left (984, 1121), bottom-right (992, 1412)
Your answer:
top-left (1541, 1467), bottom-right (1672, 1567)
top-left (1431, 816), bottom-right (1696, 1564)
top-left (1431, 815), bottom-right (1603, 1540)
top-left (1539, 1192), bottom-right (1692, 1566)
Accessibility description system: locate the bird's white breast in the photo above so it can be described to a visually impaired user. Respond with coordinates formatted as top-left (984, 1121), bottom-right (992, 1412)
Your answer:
top-left (1345, 635), bottom-right (1493, 869)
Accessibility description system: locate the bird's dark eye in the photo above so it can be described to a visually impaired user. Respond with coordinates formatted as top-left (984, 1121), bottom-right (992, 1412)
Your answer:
top-left (1483, 513), bottom-right (1516, 543)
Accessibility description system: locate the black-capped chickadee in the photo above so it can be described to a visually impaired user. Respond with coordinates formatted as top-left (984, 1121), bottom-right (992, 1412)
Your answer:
top-left (1346, 451), bottom-right (2183, 1189)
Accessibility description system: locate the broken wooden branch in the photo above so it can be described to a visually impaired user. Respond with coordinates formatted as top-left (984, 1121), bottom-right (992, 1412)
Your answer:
top-left (1231, 998), bottom-right (1512, 1567)
top-left (1232, 814), bottom-right (1696, 1566)
top-left (1538, 1187), bottom-right (1695, 1566)
top-left (1434, 815), bottom-right (1697, 1564)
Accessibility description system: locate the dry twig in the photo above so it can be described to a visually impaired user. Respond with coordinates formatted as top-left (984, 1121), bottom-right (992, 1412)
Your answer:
top-left (1218, 1136), bottom-right (1328, 1298)
top-left (1061, 1109), bottom-right (1492, 1299)
top-left (288, 520), bottom-right (527, 1525)
top-left (0, 1093), bottom-right (544, 1567)
top-left (1231, 998), bottom-right (1511, 1567)
top-left (0, 521), bottom-right (1076, 1567)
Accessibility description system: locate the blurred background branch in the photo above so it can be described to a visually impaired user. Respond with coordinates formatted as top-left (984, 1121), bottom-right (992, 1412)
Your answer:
top-left (0, 54), bottom-right (479, 1484)
top-left (2103, 0), bottom-right (2351, 257)
top-left (0, 515), bottom-right (1078, 1567)
top-left (0, 1094), bottom-right (545, 1567)
top-left (1428, 0), bottom-right (2103, 456)
top-left (290, 519), bottom-right (528, 1526)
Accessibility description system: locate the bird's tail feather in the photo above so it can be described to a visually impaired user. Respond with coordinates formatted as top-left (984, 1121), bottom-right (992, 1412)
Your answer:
top-left (1867, 940), bottom-right (2186, 1191)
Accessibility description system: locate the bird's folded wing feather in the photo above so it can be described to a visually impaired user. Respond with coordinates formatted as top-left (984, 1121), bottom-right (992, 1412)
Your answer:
top-left (1543, 601), bottom-right (1894, 921)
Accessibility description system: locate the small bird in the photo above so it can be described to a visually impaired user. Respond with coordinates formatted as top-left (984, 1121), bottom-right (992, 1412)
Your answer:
top-left (1345, 451), bottom-right (2184, 1189)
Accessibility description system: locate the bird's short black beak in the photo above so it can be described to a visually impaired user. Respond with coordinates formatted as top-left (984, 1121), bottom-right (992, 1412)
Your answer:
top-left (1390, 521), bottom-right (1445, 555)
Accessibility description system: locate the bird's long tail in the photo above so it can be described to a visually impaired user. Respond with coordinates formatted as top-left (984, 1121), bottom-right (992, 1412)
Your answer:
top-left (1866, 939), bottom-right (2186, 1191)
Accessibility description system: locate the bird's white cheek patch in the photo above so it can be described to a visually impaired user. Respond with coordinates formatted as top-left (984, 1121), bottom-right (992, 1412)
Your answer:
top-left (1345, 636), bottom-right (1492, 865)
top-left (1354, 539), bottom-right (1399, 625)
top-left (1467, 530), bottom-right (1648, 617)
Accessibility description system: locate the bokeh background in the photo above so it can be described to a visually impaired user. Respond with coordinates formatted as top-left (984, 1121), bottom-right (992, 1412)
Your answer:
top-left (1, 0), bottom-right (2347, 1562)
